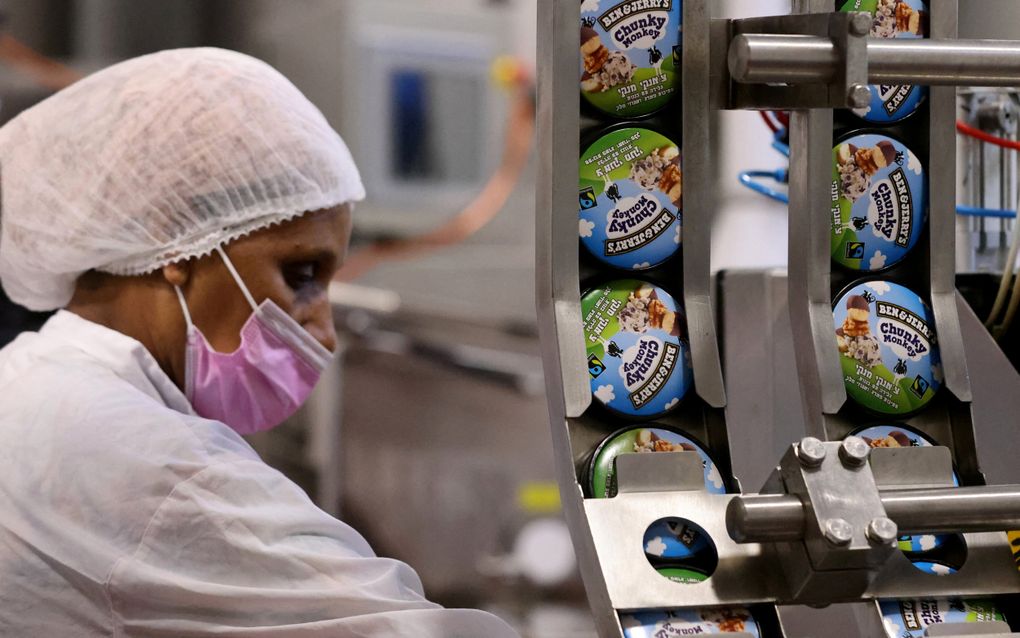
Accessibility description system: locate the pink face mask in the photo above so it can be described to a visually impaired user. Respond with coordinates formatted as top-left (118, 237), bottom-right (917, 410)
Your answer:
top-left (174, 246), bottom-right (333, 435)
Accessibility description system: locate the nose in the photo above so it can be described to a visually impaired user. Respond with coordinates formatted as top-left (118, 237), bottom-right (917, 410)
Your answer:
top-left (301, 296), bottom-right (338, 353)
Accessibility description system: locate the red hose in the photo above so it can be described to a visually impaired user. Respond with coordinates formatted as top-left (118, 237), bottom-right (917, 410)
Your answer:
top-left (957, 120), bottom-right (1020, 151)
top-left (759, 110), bottom-right (779, 134)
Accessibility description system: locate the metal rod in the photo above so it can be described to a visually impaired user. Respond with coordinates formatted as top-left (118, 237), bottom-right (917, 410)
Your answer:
top-left (730, 35), bottom-right (1020, 86)
top-left (727, 485), bottom-right (1020, 543)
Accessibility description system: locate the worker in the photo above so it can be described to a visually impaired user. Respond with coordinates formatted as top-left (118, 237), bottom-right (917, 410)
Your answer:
top-left (0, 48), bottom-right (519, 637)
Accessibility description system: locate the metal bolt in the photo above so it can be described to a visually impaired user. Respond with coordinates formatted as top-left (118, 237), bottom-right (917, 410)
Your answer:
top-left (849, 12), bottom-right (873, 37)
top-left (823, 518), bottom-right (854, 546)
top-left (867, 517), bottom-right (899, 546)
top-left (840, 436), bottom-right (871, 468)
top-left (848, 84), bottom-right (872, 109)
top-left (797, 437), bottom-right (827, 468)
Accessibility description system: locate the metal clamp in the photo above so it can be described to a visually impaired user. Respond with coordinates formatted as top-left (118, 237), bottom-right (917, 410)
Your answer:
top-left (729, 36), bottom-right (1020, 88)
top-left (729, 484), bottom-right (1020, 544)
top-left (726, 11), bottom-right (871, 110)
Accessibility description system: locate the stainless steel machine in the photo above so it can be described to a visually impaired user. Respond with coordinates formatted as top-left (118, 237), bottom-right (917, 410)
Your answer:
top-left (536, 1), bottom-right (1020, 635)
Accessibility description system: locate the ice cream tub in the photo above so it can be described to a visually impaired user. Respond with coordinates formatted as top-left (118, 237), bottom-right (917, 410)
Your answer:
top-left (848, 424), bottom-right (959, 554)
top-left (834, 281), bottom-right (941, 416)
top-left (579, 127), bottom-right (683, 271)
top-left (582, 281), bottom-right (693, 418)
top-left (580, 0), bottom-right (682, 119)
top-left (879, 599), bottom-right (1004, 638)
top-left (838, 0), bottom-right (929, 123)
top-left (621, 608), bottom-right (762, 637)
top-left (831, 133), bottom-right (927, 272)
top-left (847, 424), bottom-right (958, 486)
top-left (586, 426), bottom-right (726, 498)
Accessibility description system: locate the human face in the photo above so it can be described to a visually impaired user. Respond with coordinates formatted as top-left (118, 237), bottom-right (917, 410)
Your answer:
top-left (164, 205), bottom-right (352, 387)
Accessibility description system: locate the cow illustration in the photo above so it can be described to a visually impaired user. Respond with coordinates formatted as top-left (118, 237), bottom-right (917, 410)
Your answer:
top-left (648, 47), bottom-right (665, 76)
top-left (607, 341), bottom-right (624, 358)
top-left (606, 183), bottom-right (622, 203)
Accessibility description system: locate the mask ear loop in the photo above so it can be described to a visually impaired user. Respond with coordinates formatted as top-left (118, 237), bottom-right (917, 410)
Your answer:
top-left (214, 245), bottom-right (260, 313)
top-left (174, 285), bottom-right (195, 330)
top-left (174, 284), bottom-right (199, 402)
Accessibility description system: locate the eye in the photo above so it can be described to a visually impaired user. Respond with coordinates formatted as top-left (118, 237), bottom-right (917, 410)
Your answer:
top-left (283, 262), bottom-right (319, 290)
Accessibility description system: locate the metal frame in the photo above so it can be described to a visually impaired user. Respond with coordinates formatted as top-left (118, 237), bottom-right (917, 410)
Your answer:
top-left (682, 0), bottom-right (726, 410)
top-left (536, 1), bottom-right (757, 635)
top-left (536, 1), bottom-right (613, 633)
top-left (536, 0), bottom-right (1020, 635)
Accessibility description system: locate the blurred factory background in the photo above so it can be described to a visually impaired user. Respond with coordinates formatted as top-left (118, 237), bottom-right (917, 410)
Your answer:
top-left (0, 2), bottom-right (589, 636)
top-left (0, 2), bottom-right (1018, 637)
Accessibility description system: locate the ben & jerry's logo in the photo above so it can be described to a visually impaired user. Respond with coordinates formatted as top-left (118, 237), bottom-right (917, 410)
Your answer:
top-left (869, 168), bottom-right (913, 247)
top-left (623, 338), bottom-right (680, 409)
top-left (599, 0), bottom-right (672, 49)
top-left (876, 302), bottom-right (935, 343)
top-left (605, 197), bottom-right (676, 256)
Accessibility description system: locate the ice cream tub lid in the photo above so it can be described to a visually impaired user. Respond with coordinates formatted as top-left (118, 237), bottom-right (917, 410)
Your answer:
top-left (849, 424), bottom-right (959, 553)
top-left (834, 281), bottom-right (942, 416)
top-left (847, 424), bottom-right (959, 485)
top-left (582, 281), bottom-right (693, 418)
top-left (587, 426), bottom-right (726, 498)
top-left (643, 517), bottom-right (714, 562)
top-left (838, 0), bottom-right (929, 123)
top-left (579, 0), bottom-right (682, 119)
top-left (908, 560), bottom-right (959, 576)
top-left (655, 566), bottom-right (710, 584)
top-left (831, 133), bottom-right (926, 272)
top-left (898, 534), bottom-right (950, 554)
top-left (579, 127), bottom-right (683, 271)
top-left (620, 608), bottom-right (762, 637)
top-left (879, 599), bottom-right (1004, 637)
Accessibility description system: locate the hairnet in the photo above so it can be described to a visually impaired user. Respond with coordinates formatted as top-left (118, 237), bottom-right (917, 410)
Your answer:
top-left (0, 47), bottom-right (365, 312)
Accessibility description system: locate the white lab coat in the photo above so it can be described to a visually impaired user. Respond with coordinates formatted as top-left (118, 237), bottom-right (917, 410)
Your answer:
top-left (0, 311), bottom-right (519, 637)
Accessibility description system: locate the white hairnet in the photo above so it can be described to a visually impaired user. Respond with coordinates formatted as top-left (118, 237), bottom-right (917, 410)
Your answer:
top-left (0, 47), bottom-right (365, 311)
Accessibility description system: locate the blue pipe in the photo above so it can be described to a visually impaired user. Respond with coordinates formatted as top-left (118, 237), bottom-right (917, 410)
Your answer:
top-left (957, 205), bottom-right (1017, 219)
top-left (738, 169), bottom-right (789, 204)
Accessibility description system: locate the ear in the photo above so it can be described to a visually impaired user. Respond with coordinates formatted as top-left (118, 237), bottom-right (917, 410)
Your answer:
top-left (162, 261), bottom-right (191, 288)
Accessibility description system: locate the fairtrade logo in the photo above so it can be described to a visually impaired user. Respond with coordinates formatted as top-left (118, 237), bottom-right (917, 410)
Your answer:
top-left (588, 354), bottom-right (607, 378)
top-left (580, 187), bottom-right (598, 210)
top-left (846, 242), bottom-right (865, 260)
top-left (911, 375), bottom-right (930, 399)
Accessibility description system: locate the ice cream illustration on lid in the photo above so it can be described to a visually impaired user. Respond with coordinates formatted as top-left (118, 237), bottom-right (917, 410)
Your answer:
top-left (839, 0), bottom-right (929, 123)
top-left (864, 428), bottom-right (911, 447)
top-left (620, 608), bottom-right (762, 637)
top-left (836, 140), bottom-right (901, 202)
top-left (579, 0), bottom-right (683, 119)
top-left (831, 133), bottom-right (927, 272)
top-left (580, 23), bottom-right (638, 94)
top-left (582, 280), bottom-right (693, 418)
top-left (579, 127), bottom-right (683, 270)
top-left (871, 0), bottom-right (927, 37)
top-left (834, 281), bottom-right (941, 415)
top-left (836, 293), bottom-right (883, 369)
